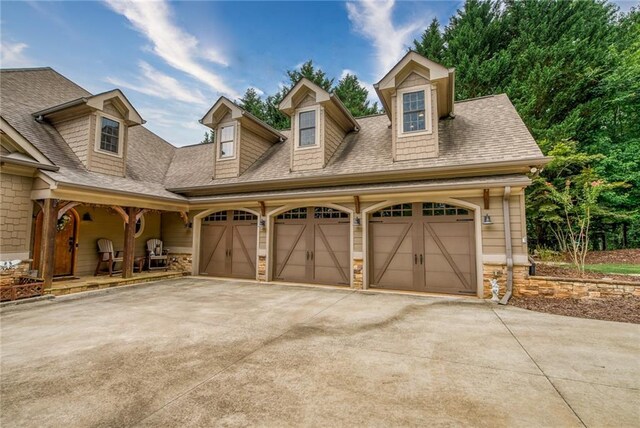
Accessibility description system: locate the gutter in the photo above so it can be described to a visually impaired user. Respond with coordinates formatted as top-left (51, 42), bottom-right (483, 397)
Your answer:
top-left (168, 157), bottom-right (550, 195)
top-left (188, 176), bottom-right (531, 205)
top-left (499, 186), bottom-right (514, 305)
top-left (0, 158), bottom-right (59, 172)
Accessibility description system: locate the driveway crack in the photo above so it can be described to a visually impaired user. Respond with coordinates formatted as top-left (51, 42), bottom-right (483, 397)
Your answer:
top-left (491, 306), bottom-right (587, 428)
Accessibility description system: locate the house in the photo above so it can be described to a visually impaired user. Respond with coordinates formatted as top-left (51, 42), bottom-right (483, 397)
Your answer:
top-left (0, 51), bottom-right (547, 299)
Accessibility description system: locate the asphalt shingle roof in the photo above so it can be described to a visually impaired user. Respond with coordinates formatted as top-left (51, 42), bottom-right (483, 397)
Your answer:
top-left (164, 94), bottom-right (543, 190)
top-left (2, 68), bottom-right (543, 199)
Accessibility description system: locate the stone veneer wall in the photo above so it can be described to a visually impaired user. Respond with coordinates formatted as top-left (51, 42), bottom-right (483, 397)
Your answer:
top-left (482, 263), bottom-right (640, 299)
top-left (167, 253), bottom-right (192, 273)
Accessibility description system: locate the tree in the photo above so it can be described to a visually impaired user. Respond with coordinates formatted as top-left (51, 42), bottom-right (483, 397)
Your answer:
top-left (201, 130), bottom-right (214, 144)
top-left (286, 60), bottom-right (333, 91)
top-left (237, 87), bottom-right (267, 122)
top-left (414, 18), bottom-right (445, 63)
top-left (333, 73), bottom-right (380, 117)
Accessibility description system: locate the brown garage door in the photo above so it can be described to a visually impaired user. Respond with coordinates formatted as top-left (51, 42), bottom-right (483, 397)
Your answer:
top-left (273, 207), bottom-right (350, 286)
top-left (199, 210), bottom-right (257, 279)
top-left (369, 203), bottom-right (476, 295)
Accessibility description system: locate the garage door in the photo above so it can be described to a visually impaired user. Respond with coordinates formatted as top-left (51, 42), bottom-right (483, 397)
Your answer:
top-left (369, 203), bottom-right (476, 295)
top-left (273, 207), bottom-right (350, 286)
top-left (199, 210), bottom-right (257, 279)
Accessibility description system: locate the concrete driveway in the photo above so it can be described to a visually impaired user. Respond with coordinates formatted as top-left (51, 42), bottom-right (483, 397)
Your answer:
top-left (1, 278), bottom-right (638, 427)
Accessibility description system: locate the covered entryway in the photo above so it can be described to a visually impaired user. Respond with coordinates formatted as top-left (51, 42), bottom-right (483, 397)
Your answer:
top-left (273, 207), bottom-right (350, 286)
top-left (369, 203), bottom-right (476, 295)
top-left (199, 210), bottom-right (258, 279)
top-left (33, 207), bottom-right (79, 277)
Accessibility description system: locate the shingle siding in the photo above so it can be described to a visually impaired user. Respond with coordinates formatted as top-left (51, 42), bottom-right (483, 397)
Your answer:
top-left (240, 127), bottom-right (272, 174)
top-left (393, 84), bottom-right (439, 161)
top-left (324, 112), bottom-right (345, 165)
top-left (54, 116), bottom-right (91, 167)
top-left (0, 173), bottom-right (34, 258)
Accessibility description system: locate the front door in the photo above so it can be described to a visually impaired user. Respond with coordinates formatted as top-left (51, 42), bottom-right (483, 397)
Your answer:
top-left (369, 203), bottom-right (476, 295)
top-left (273, 207), bottom-right (350, 286)
top-left (199, 210), bottom-right (257, 279)
top-left (33, 209), bottom-right (78, 277)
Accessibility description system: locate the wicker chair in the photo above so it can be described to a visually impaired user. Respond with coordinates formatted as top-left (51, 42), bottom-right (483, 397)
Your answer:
top-left (94, 239), bottom-right (123, 276)
top-left (146, 239), bottom-right (168, 271)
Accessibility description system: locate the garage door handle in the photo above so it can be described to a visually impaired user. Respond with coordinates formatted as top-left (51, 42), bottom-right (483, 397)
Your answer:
top-left (420, 254), bottom-right (423, 265)
top-left (414, 254), bottom-right (417, 265)
top-left (306, 251), bottom-right (309, 260)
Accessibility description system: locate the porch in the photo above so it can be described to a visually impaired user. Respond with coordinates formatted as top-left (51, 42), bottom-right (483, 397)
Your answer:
top-left (45, 270), bottom-right (187, 297)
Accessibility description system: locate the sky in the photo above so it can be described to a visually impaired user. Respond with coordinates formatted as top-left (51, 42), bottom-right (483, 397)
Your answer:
top-left (1, 0), bottom-right (637, 146)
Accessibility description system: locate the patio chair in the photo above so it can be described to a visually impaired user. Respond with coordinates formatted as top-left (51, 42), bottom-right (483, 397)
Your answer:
top-left (94, 239), bottom-right (123, 277)
top-left (147, 239), bottom-right (168, 271)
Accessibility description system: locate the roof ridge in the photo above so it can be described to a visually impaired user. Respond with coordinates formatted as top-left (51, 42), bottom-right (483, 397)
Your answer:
top-left (1, 66), bottom-right (54, 73)
top-left (454, 94), bottom-right (498, 104)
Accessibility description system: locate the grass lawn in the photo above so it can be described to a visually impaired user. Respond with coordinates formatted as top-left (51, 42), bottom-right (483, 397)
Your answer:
top-left (583, 263), bottom-right (640, 275)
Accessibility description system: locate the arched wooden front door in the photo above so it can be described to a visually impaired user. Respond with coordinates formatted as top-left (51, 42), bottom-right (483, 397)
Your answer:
top-left (33, 208), bottom-right (79, 277)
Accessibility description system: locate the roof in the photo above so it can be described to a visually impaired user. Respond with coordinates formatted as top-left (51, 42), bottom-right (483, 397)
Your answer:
top-left (1, 67), bottom-right (544, 202)
top-left (0, 67), bottom-right (183, 201)
top-left (165, 94), bottom-right (545, 192)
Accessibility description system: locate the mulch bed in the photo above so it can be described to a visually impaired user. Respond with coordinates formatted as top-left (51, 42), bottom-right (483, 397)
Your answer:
top-left (534, 263), bottom-right (640, 283)
top-left (510, 296), bottom-right (640, 324)
top-left (581, 249), bottom-right (640, 265)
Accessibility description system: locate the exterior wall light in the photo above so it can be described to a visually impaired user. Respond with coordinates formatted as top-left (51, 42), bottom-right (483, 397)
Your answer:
top-left (82, 212), bottom-right (93, 222)
top-left (353, 216), bottom-right (361, 226)
top-left (482, 214), bottom-right (493, 225)
top-left (259, 218), bottom-right (266, 229)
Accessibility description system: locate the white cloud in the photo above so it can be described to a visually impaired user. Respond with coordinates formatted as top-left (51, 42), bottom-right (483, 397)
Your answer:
top-left (0, 41), bottom-right (33, 68)
top-left (104, 0), bottom-right (239, 98)
top-left (346, 0), bottom-right (425, 79)
top-left (106, 61), bottom-right (208, 105)
top-left (248, 86), bottom-right (264, 96)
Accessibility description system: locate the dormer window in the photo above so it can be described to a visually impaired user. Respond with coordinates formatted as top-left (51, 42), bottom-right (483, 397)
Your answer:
top-left (298, 110), bottom-right (316, 147)
top-left (219, 124), bottom-right (235, 159)
top-left (402, 91), bottom-right (425, 132)
top-left (100, 117), bottom-right (120, 153)
top-left (396, 84), bottom-right (432, 137)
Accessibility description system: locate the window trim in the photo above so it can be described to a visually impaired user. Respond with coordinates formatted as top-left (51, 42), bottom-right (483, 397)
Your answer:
top-left (396, 84), bottom-right (432, 138)
top-left (94, 113), bottom-right (125, 158)
top-left (217, 121), bottom-right (237, 161)
top-left (294, 105), bottom-right (320, 150)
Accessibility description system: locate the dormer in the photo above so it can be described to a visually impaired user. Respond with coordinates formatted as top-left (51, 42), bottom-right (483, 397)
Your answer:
top-left (201, 97), bottom-right (285, 179)
top-left (33, 90), bottom-right (144, 177)
top-left (374, 51), bottom-right (455, 161)
top-left (279, 78), bottom-right (359, 172)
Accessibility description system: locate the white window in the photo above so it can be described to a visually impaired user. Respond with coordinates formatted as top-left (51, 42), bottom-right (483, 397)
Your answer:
top-left (100, 117), bottom-right (120, 153)
top-left (298, 110), bottom-right (316, 147)
top-left (402, 91), bottom-right (426, 132)
top-left (397, 84), bottom-right (432, 137)
top-left (219, 125), bottom-right (234, 159)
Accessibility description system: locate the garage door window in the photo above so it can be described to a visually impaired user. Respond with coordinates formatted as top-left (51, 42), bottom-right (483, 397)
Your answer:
top-left (314, 207), bottom-right (348, 219)
top-left (422, 203), bottom-right (469, 216)
top-left (277, 208), bottom-right (307, 220)
top-left (203, 211), bottom-right (227, 222)
top-left (372, 203), bottom-right (413, 217)
top-left (233, 211), bottom-right (257, 221)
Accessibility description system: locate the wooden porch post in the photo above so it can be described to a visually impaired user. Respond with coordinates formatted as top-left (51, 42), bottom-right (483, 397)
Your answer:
top-left (39, 199), bottom-right (58, 289)
top-left (122, 206), bottom-right (138, 278)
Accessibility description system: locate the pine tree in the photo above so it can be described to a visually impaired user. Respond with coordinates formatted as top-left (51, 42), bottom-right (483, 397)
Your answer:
top-left (286, 60), bottom-right (333, 91)
top-left (413, 18), bottom-right (445, 63)
top-left (237, 87), bottom-right (267, 122)
top-left (333, 73), bottom-right (379, 117)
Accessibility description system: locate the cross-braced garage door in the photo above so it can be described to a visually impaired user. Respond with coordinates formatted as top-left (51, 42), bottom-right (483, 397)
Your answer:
top-left (199, 210), bottom-right (257, 279)
top-left (369, 203), bottom-right (476, 295)
top-left (273, 207), bottom-right (350, 286)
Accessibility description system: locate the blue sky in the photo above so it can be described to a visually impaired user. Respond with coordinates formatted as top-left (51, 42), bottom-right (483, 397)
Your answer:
top-left (1, 0), bottom-right (637, 146)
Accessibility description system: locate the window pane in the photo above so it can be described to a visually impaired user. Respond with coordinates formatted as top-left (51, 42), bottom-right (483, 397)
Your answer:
top-left (299, 111), bottom-right (315, 128)
top-left (300, 128), bottom-right (315, 146)
top-left (402, 91), bottom-right (426, 133)
top-left (220, 141), bottom-right (234, 158)
top-left (100, 117), bottom-right (119, 153)
top-left (220, 125), bottom-right (234, 142)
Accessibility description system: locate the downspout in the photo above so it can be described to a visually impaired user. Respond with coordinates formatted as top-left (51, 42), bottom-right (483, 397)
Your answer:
top-left (499, 186), bottom-right (513, 305)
